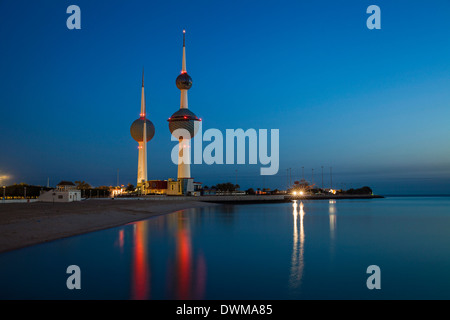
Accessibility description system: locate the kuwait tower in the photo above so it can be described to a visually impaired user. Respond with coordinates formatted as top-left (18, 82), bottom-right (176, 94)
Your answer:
top-left (168, 30), bottom-right (201, 181)
top-left (130, 70), bottom-right (155, 190)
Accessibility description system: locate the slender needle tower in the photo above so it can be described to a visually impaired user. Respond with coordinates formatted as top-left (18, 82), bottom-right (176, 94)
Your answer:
top-left (131, 69), bottom-right (155, 189)
top-left (168, 30), bottom-right (201, 180)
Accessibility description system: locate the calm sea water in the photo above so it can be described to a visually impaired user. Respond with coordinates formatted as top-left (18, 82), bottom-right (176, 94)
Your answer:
top-left (1, 196), bottom-right (450, 300)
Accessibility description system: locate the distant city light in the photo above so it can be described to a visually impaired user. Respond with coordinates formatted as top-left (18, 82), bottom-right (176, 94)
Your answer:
top-left (293, 191), bottom-right (297, 196)
top-left (111, 186), bottom-right (125, 197)
top-left (329, 189), bottom-right (336, 195)
top-left (299, 191), bottom-right (304, 196)
top-left (0, 174), bottom-right (11, 185)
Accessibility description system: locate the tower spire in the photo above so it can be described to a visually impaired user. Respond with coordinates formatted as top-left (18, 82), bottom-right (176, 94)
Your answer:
top-left (140, 68), bottom-right (145, 117)
top-left (141, 68), bottom-right (147, 185)
top-left (182, 30), bottom-right (186, 73)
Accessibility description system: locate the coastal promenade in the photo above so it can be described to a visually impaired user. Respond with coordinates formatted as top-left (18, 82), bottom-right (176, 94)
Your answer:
top-left (112, 194), bottom-right (384, 203)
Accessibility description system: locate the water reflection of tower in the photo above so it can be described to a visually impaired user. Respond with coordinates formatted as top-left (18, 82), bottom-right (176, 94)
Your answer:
top-left (131, 223), bottom-right (150, 300)
top-left (167, 211), bottom-right (206, 299)
top-left (289, 200), bottom-right (305, 290)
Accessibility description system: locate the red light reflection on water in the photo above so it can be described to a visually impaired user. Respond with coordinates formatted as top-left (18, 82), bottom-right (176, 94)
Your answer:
top-left (131, 223), bottom-right (150, 300)
top-left (128, 210), bottom-right (207, 299)
top-left (118, 229), bottom-right (124, 249)
top-left (168, 212), bottom-right (207, 300)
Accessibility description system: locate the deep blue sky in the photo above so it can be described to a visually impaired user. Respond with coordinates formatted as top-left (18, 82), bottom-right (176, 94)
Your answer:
top-left (0, 0), bottom-right (449, 194)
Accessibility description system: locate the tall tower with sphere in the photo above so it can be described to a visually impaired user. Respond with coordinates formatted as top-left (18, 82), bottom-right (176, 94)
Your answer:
top-left (168, 30), bottom-right (201, 186)
top-left (130, 69), bottom-right (155, 191)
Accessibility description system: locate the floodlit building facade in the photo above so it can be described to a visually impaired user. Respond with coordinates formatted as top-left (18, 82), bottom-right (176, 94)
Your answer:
top-left (38, 181), bottom-right (81, 202)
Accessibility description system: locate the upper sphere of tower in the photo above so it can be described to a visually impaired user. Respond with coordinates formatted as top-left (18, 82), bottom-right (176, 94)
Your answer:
top-left (176, 72), bottom-right (192, 90)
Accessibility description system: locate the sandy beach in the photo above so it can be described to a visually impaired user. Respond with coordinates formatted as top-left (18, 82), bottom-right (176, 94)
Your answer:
top-left (0, 199), bottom-right (218, 253)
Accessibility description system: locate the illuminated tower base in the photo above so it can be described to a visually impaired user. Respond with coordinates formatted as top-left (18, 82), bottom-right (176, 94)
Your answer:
top-left (177, 138), bottom-right (191, 179)
top-left (137, 141), bottom-right (147, 187)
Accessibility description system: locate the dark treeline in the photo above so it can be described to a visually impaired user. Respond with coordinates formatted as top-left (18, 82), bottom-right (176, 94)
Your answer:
top-left (339, 186), bottom-right (373, 195)
top-left (206, 182), bottom-right (240, 192)
top-left (1, 184), bottom-right (52, 199)
top-left (1, 183), bottom-right (112, 199)
top-left (79, 188), bottom-right (111, 198)
top-left (75, 181), bottom-right (111, 197)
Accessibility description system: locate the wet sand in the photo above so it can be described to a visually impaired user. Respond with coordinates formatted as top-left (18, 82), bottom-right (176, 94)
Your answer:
top-left (0, 199), bottom-right (217, 253)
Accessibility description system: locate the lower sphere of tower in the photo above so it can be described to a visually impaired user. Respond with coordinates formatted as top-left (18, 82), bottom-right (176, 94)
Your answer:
top-left (168, 120), bottom-right (199, 139)
top-left (130, 118), bottom-right (155, 142)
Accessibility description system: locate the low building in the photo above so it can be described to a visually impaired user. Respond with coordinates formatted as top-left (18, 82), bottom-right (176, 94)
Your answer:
top-left (38, 181), bottom-right (81, 202)
top-left (167, 179), bottom-right (183, 196)
top-left (147, 180), bottom-right (168, 195)
top-left (166, 178), bottom-right (202, 196)
top-left (192, 181), bottom-right (202, 196)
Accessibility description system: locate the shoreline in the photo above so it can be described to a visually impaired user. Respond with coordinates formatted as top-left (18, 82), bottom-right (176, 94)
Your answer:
top-left (0, 194), bottom-right (383, 254)
top-left (0, 199), bottom-right (218, 254)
